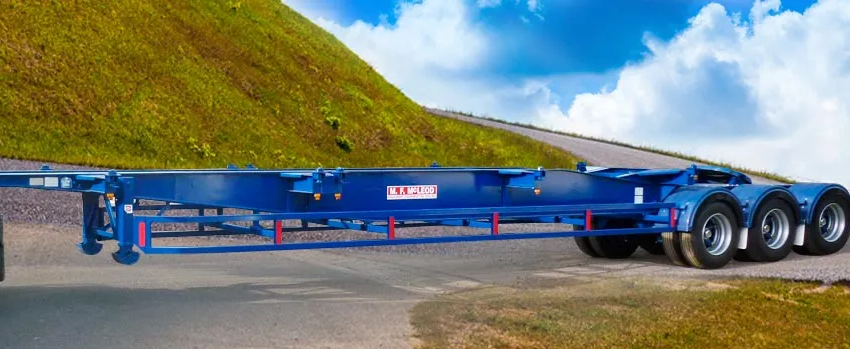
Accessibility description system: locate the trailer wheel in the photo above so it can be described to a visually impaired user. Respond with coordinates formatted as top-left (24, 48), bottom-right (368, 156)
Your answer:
top-left (638, 234), bottom-right (665, 255)
top-left (794, 192), bottom-right (849, 256)
top-left (588, 235), bottom-right (639, 259)
top-left (573, 218), bottom-right (626, 258)
top-left (738, 198), bottom-right (795, 262)
top-left (587, 219), bottom-right (639, 259)
top-left (574, 237), bottom-right (602, 257)
top-left (662, 231), bottom-right (688, 266)
top-left (679, 201), bottom-right (741, 269)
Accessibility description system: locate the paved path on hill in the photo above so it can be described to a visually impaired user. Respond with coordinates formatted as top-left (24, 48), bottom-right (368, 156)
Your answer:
top-left (425, 108), bottom-right (780, 184)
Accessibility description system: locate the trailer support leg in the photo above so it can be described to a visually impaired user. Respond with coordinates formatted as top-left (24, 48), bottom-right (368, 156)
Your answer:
top-left (111, 177), bottom-right (140, 265)
top-left (78, 193), bottom-right (104, 256)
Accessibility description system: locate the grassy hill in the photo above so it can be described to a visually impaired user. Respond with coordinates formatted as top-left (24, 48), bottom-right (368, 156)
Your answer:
top-left (0, 0), bottom-right (579, 170)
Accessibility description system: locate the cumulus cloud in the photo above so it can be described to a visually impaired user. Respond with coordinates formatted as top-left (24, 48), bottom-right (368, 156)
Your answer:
top-left (290, 0), bottom-right (536, 116)
top-left (286, 0), bottom-right (850, 185)
top-left (284, 0), bottom-right (553, 118)
top-left (304, 0), bottom-right (490, 106)
top-left (555, 0), bottom-right (850, 184)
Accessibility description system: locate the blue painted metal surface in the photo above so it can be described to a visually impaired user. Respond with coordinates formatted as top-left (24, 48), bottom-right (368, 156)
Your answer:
top-left (0, 162), bottom-right (845, 267)
top-left (730, 184), bottom-right (802, 226)
top-left (660, 185), bottom-right (744, 232)
top-left (787, 183), bottom-right (850, 224)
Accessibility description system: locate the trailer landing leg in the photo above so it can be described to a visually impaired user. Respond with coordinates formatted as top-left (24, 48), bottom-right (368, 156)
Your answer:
top-left (112, 245), bottom-right (140, 265)
top-left (78, 241), bottom-right (104, 255)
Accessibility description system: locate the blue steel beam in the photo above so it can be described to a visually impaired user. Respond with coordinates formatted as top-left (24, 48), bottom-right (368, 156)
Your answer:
top-left (134, 203), bottom-right (673, 224)
top-left (141, 226), bottom-right (674, 255)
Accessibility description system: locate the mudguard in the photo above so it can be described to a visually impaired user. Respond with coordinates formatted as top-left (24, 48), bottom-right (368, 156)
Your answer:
top-left (729, 184), bottom-right (802, 249)
top-left (730, 184), bottom-right (802, 226)
top-left (787, 183), bottom-right (850, 224)
top-left (662, 185), bottom-right (745, 232)
top-left (787, 183), bottom-right (850, 247)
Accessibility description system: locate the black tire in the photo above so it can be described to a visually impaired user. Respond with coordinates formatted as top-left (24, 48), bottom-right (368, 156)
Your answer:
top-left (638, 234), bottom-right (665, 255)
top-left (573, 218), bottom-right (629, 258)
top-left (574, 236), bottom-right (601, 257)
top-left (679, 201), bottom-right (741, 269)
top-left (588, 234), bottom-right (640, 259)
top-left (587, 219), bottom-right (640, 259)
top-left (662, 231), bottom-right (688, 266)
top-left (733, 250), bottom-right (755, 262)
top-left (738, 198), bottom-right (795, 262)
top-left (794, 192), bottom-right (849, 256)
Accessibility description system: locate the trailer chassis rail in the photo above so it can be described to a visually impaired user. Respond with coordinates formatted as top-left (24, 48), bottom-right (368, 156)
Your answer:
top-left (0, 162), bottom-right (847, 272)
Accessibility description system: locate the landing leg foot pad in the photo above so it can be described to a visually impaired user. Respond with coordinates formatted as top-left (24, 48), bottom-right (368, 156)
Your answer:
top-left (77, 241), bottom-right (104, 256)
top-left (112, 247), bottom-right (140, 265)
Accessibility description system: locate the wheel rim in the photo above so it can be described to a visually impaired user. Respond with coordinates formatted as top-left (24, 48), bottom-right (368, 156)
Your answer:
top-left (819, 203), bottom-right (846, 243)
top-left (702, 213), bottom-right (733, 256)
top-left (761, 208), bottom-right (790, 249)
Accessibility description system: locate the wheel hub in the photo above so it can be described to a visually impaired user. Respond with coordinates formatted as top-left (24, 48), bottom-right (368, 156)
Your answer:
top-left (761, 208), bottom-right (789, 250)
top-left (702, 213), bottom-right (732, 256)
top-left (819, 203), bottom-right (846, 243)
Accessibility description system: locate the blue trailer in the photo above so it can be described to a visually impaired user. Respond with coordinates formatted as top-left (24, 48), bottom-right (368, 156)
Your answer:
top-left (0, 162), bottom-right (847, 283)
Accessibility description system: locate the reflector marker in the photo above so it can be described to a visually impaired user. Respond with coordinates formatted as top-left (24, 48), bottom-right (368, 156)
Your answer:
top-left (138, 221), bottom-right (147, 248)
top-left (670, 208), bottom-right (678, 229)
top-left (274, 220), bottom-right (282, 245)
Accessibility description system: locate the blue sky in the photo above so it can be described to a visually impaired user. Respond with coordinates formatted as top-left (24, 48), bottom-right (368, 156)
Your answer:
top-left (290, 0), bottom-right (813, 75)
top-left (283, 0), bottom-right (850, 185)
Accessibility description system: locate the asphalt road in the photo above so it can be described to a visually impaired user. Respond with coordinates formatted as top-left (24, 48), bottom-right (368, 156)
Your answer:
top-left (1, 110), bottom-right (847, 348)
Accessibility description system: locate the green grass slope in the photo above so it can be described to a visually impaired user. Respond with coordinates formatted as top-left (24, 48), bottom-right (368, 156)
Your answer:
top-left (0, 0), bottom-right (579, 170)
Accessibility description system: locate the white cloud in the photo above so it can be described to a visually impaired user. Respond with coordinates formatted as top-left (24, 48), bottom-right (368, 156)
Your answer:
top-left (477, 0), bottom-right (502, 8)
top-left (284, 0), bottom-right (554, 116)
top-left (553, 0), bottom-right (850, 185)
top-left (311, 0), bottom-right (487, 78)
top-left (291, 0), bottom-right (510, 112)
top-left (285, 0), bottom-right (850, 186)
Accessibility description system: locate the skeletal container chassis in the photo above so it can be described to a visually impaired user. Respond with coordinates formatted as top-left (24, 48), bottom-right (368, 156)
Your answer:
top-left (0, 162), bottom-right (848, 282)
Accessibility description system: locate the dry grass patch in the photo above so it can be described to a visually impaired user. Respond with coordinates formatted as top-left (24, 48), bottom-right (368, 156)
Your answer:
top-left (411, 277), bottom-right (850, 349)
